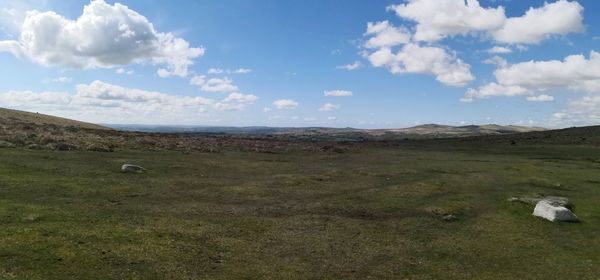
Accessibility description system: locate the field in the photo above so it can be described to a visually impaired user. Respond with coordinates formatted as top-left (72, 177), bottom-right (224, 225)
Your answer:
top-left (0, 140), bottom-right (599, 279)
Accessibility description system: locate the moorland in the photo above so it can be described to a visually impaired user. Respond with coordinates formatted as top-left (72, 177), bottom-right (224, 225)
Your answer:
top-left (0, 107), bottom-right (599, 279)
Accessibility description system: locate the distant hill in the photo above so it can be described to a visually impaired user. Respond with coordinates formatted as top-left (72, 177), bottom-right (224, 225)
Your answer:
top-left (108, 123), bottom-right (545, 139)
top-left (0, 108), bottom-right (109, 130)
top-left (376, 124), bottom-right (547, 137)
top-left (0, 107), bottom-right (598, 152)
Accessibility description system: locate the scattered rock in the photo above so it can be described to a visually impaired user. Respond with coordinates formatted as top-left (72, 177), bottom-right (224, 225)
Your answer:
top-left (509, 195), bottom-right (573, 209)
top-left (442, 214), bottom-right (457, 222)
top-left (121, 164), bottom-right (146, 173)
top-left (508, 196), bottom-right (543, 205)
top-left (0, 140), bottom-right (15, 148)
top-left (533, 199), bottom-right (579, 222)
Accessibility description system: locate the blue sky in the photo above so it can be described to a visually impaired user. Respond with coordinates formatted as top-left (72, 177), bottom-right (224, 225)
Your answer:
top-left (0, 0), bottom-right (599, 128)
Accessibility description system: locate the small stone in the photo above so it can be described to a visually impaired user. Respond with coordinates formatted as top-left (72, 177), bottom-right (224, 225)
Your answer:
top-left (442, 214), bottom-right (457, 221)
top-left (121, 164), bottom-right (145, 173)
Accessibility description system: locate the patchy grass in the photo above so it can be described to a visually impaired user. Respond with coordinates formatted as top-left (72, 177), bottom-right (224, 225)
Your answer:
top-left (0, 143), bottom-right (599, 279)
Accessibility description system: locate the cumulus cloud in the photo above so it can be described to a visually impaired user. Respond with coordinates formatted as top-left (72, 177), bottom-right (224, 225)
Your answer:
top-left (387, 0), bottom-right (506, 42)
top-left (483, 55), bottom-right (508, 68)
top-left (207, 68), bottom-right (252, 74)
top-left (207, 68), bottom-right (224, 74)
top-left (463, 51), bottom-right (600, 102)
top-left (0, 80), bottom-right (215, 123)
top-left (336, 61), bottom-right (362, 70)
top-left (387, 0), bottom-right (583, 45)
top-left (364, 21), bottom-right (411, 48)
top-left (214, 102), bottom-right (244, 111)
top-left (365, 43), bottom-right (474, 86)
top-left (223, 92), bottom-right (258, 104)
top-left (0, 90), bottom-right (72, 109)
top-left (189, 75), bottom-right (206, 87)
top-left (553, 96), bottom-right (600, 126)
top-left (273, 99), bottom-right (298, 109)
top-left (319, 102), bottom-right (340, 112)
top-left (487, 46), bottom-right (512, 54)
top-left (115, 68), bottom-right (134, 75)
top-left (324, 90), bottom-right (353, 97)
top-left (192, 77), bottom-right (239, 93)
top-left (233, 68), bottom-right (252, 74)
top-left (0, 0), bottom-right (204, 77)
top-left (526, 95), bottom-right (554, 102)
top-left (75, 81), bottom-right (213, 108)
top-left (461, 82), bottom-right (529, 102)
top-left (493, 0), bottom-right (584, 44)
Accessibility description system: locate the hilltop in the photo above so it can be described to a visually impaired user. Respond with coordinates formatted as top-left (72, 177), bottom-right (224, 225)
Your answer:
top-left (0, 108), bottom-right (109, 130)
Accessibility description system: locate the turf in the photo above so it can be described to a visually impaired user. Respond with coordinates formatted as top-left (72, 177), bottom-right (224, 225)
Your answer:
top-left (0, 143), bottom-right (599, 279)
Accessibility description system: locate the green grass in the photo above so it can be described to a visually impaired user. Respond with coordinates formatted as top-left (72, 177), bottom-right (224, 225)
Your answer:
top-left (0, 143), bottom-right (599, 279)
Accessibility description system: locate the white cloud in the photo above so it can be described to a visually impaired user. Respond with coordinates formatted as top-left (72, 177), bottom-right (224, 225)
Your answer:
top-left (553, 95), bottom-right (600, 126)
top-left (198, 77), bottom-right (239, 93)
top-left (0, 90), bottom-right (72, 109)
top-left (214, 102), bottom-right (244, 111)
top-left (0, 0), bottom-right (204, 77)
top-left (189, 75), bottom-right (206, 87)
top-left (116, 68), bottom-right (134, 75)
top-left (463, 51), bottom-right (600, 102)
top-left (364, 21), bottom-right (411, 48)
top-left (0, 80), bottom-right (215, 124)
top-left (75, 81), bottom-right (213, 108)
top-left (526, 95), bottom-right (554, 102)
top-left (365, 43), bottom-right (474, 86)
top-left (207, 68), bottom-right (224, 74)
top-left (263, 107), bottom-right (272, 113)
top-left (207, 68), bottom-right (251, 74)
top-left (362, 10), bottom-right (474, 87)
top-left (233, 68), bottom-right (252, 74)
top-left (327, 116), bottom-right (337, 121)
top-left (319, 102), bottom-right (340, 112)
top-left (461, 82), bottom-right (529, 102)
top-left (52, 76), bottom-right (72, 84)
top-left (273, 99), bottom-right (298, 109)
top-left (487, 46), bottom-right (512, 54)
top-left (324, 90), bottom-right (353, 97)
top-left (387, 0), bottom-right (506, 42)
top-left (493, 0), bottom-right (584, 44)
top-left (386, 0), bottom-right (582, 45)
top-left (0, 7), bottom-right (26, 36)
top-left (336, 61), bottom-right (361, 70)
top-left (223, 92), bottom-right (258, 104)
top-left (483, 55), bottom-right (508, 68)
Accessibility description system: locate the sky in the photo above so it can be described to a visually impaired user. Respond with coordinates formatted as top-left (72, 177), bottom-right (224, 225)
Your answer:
top-left (0, 0), bottom-right (599, 128)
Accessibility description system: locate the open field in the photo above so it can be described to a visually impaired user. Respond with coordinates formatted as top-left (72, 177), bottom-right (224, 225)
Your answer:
top-left (0, 140), bottom-right (599, 279)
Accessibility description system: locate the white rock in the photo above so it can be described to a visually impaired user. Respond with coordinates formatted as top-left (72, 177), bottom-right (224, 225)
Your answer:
top-left (121, 164), bottom-right (145, 173)
top-left (533, 200), bottom-right (579, 222)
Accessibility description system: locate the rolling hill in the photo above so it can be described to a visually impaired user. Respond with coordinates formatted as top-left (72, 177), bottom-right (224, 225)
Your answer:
top-left (0, 108), bottom-right (109, 130)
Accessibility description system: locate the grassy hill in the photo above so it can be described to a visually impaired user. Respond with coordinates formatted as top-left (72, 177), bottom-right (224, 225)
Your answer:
top-left (0, 108), bottom-right (109, 130)
top-left (0, 109), bottom-right (599, 278)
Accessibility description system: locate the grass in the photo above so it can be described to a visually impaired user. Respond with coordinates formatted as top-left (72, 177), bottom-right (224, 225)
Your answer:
top-left (0, 108), bottom-right (108, 130)
top-left (0, 143), bottom-right (599, 279)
